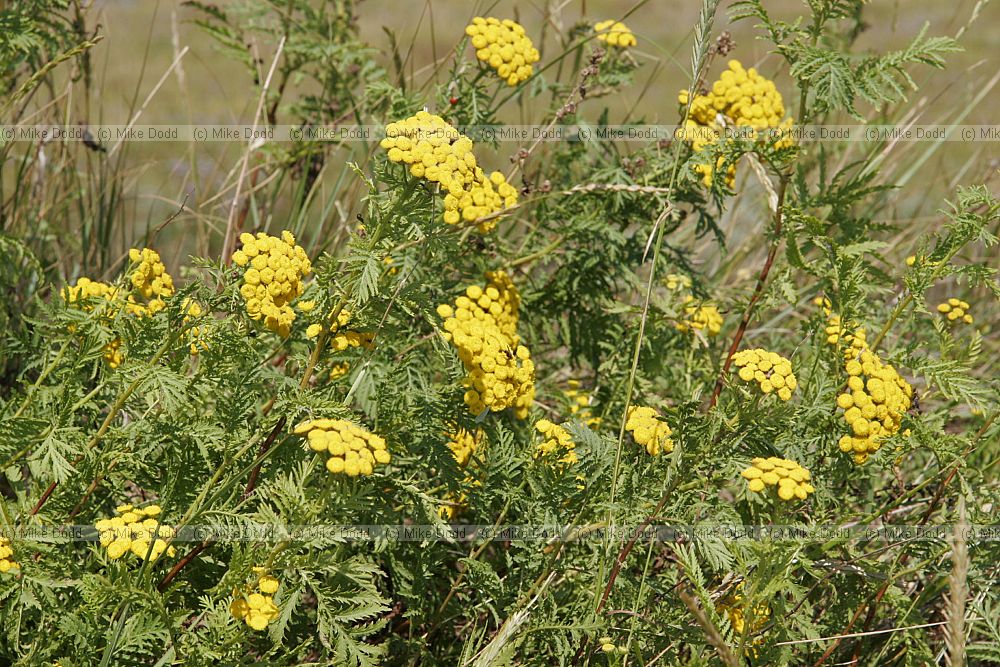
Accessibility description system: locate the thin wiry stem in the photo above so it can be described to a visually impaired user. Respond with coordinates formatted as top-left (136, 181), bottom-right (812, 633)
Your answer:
top-left (593, 0), bottom-right (721, 624)
top-left (221, 37), bottom-right (286, 263)
top-left (709, 173), bottom-right (790, 408)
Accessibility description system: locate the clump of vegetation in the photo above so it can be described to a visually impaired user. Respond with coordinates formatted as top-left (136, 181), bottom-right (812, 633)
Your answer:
top-left (0, 1), bottom-right (998, 665)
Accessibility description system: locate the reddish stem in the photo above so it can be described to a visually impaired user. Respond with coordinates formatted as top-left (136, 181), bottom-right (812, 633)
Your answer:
top-left (243, 416), bottom-right (287, 501)
top-left (709, 176), bottom-right (789, 408)
top-left (814, 413), bottom-right (996, 666)
top-left (158, 540), bottom-right (211, 592)
top-left (596, 479), bottom-right (678, 613)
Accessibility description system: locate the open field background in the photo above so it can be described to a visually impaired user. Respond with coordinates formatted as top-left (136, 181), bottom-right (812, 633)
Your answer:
top-left (2, 2), bottom-right (999, 663)
top-left (66, 0), bottom-right (999, 275)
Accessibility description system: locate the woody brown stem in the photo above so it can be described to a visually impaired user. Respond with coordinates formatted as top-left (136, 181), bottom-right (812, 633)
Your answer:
top-left (242, 416), bottom-right (287, 501)
top-left (158, 540), bottom-right (211, 592)
top-left (708, 175), bottom-right (789, 408)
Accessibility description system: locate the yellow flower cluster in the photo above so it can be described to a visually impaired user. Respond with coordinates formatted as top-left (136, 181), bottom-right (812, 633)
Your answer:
top-left (293, 418), bottom-right (391, 476)
top-left (716, 585), bottom-right (769, 650)
top-left (60, 277), bottom-right (125, 368)
top-left (381, 111), bottom-right (518, 232)
top-left (534, 419), bottom-right (578, 467)
top-left (564, 380), bottom-right (601, 427)
top-left (937, 298), bottom-right (973, 325)
top-left (813, 297), bottom-right (869, 355)
top-left (95, 504), bottom-right (176, 562)
top-left (62, 276), bottom-right (118, 307)
top-left (837, 345), bottom-right (913, 464)
top-left (437, 271), bottom-right (535, 419)
top-left (732, 349), bottom-right (797, 401)
top-left (678, 59), bottom-right (794, 187)
top-left (231, 231), bottom-right (312, 337)
top-left (677, 296), bottom-right (723, 337)
top-left (594, 20), bottom-right (637, 48)
top-left (63, 249), bottom-right (182, 367)
top-left (446, 427), bottom-right (482, 467)
top-left (63, 247), bottom-right (194, 365)
top-left (440, 428), bottom-right (485, 520)
top-left (676, 125), bottom-right (732, 186)
top-left (465, 17), bottom-right (539, 86)
top-left (305, 309), bottom-right (373, 350)
top-left (665, 273), bottom-right (692, 291)
top-left (741, 457), bottom-right (814, 500)
top-left (0, 537), bottom-right (19, 573)
top-left (682, 60), bottom-right (790, 129)
top-left (625, 405), bottom-right (674, 456)
top-left (176, 298), bottom-right (210, 356)
top-left (102, 337), bottom-right (124, 369)
top-left (231, 569), bottom-right (281, 631)
top-left (665, 274), bottom-right (723, 336)
top-left (127, 247), bottom-right (174, 312)
top-left (63, 248), bottom-right (176, 318)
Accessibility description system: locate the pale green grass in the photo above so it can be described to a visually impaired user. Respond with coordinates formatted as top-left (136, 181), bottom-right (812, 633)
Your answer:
top-left (61, 0), bottom-right (1000, 270)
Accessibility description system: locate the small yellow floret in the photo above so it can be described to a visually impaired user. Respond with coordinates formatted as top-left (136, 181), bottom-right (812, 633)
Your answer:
top-left (731, 349), bottom-right (797, 400)
top-left (293, 419), bottom-right (389, 477)
top-left (740, 458), bottom-right (813, 501)
top-left (625, 405), bottom-right (674, 456)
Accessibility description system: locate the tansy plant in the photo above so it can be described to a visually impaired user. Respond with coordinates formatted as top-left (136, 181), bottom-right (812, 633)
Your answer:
top-left (0, 1), bottom-right (998, 665)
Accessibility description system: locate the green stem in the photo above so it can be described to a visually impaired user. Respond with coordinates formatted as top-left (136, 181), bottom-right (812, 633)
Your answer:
top-left (27, 332), bottom-right (177, 517)
top-left (11, 339), bottom-right (70, 420)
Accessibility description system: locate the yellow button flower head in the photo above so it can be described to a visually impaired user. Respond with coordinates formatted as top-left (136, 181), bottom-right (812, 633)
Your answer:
top-left (836, 341), bottom-right (912, 464)
top-left (534, 419), bottom-right (578, 467)
top-left (446, 427), bottom-right (483, 467)
top-left (814, 296), bottom-right (868, 349)
top-left (600, 639), bottom-right (619, 654)
top-left (293, 419), bottom-right (390, 477)
top-left (665, 273), bottom-right (692, 291)
top-left (181, 298), bottom-right (209, 355)
top-left (380, 111), bottom-right (518, 232)
top-left (231, 570), bottom-right (281, 631)
top-left (62, 276), bottom-right (119, 307)
top-left (94, 504), bottom-right (176, 562)
top-left (937, 298), bottom-right (974, 325)
top-left (231, 231), bottom-right (312, 337)
top-left (677, 296), bottom-right (723, 337)
top-left (61, 278), bottom-right (124, 367)
top-left (625, 405), bottom-right (673, 456)
top-left (594, 20), bottom-right (637, 48)
top-left (328, 362), bottom-right (350, 379)
top-left (305, 308), bottom-right (374, 351)
top-left (0, 537), bottom-right (19, 573)
top-left (716, 584), bottom-right (769, 653)
top-left (62, 247), bottom-right (183, 367)
top-left (437, 271), bottom-right (535, 418)
top-left (101, 338), bottom-right (124, 369)
top-left (465, 17), bottom-right (540, 86)
top-left (678, 59), bottom-right (795, 187)
top-left (741, 457), bottom-right (814, 500)
top-left (564, 380), bottom-right (601, 427)
top-left (127, 247), bottom-right (174, 315)
top-left (731, 348), bottom-right (797, 401)
top-left (906, 254), bottom-right (941, 268)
